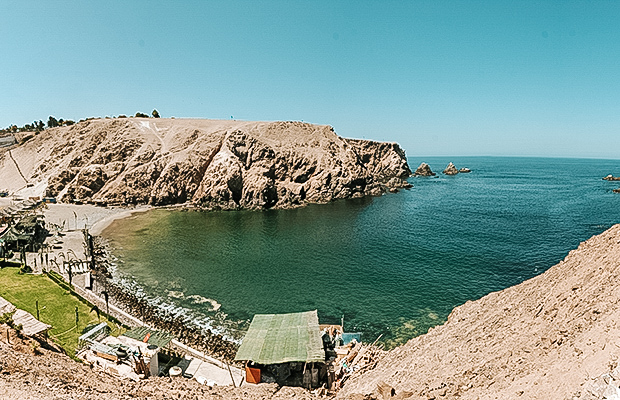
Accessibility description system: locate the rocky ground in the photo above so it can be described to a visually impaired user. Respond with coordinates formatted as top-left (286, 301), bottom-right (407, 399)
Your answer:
top-left (0, 118), bottom-right (411, 209)
top-left (0, 324), bottom-right (318, 400)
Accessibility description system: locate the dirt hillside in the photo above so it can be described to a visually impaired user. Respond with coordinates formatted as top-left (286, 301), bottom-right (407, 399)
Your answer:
top-left (0, 118), bottom-right (411, 209)
top-left (0, 325), bottom-right (314, 400)
top-left (339, 224), bottom-right (620, 399)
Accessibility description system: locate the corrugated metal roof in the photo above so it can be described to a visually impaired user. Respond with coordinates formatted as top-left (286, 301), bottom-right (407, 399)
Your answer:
top-left (234, 310), bottom-right (325, 364)
top-left (0, 228), bottom-right (19, 242)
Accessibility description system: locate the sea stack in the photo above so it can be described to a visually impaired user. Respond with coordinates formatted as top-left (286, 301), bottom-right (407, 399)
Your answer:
top-left (414, 162), bottom-right (436, 177)
top-left (442, 162), bottom-right (459, 175)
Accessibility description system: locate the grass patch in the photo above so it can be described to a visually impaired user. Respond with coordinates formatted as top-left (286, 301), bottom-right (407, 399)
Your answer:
top-left (0, 267), bottom-right (124, 357)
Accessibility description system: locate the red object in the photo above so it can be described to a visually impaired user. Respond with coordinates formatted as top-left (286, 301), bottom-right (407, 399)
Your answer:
top-left (143, 332), bottom-right (151, 343)
top-left (245, 366), bottom-right (261, 384)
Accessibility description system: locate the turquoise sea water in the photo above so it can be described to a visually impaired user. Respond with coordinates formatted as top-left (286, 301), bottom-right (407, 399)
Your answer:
top-left (102, 157), bottom-right (620, 346)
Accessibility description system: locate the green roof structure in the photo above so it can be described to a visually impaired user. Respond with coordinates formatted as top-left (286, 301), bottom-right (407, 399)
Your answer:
top-left (234, 310), bottom-right (325, 364)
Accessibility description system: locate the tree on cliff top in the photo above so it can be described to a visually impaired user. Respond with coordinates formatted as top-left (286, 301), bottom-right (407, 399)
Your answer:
top-left (47, 116), bottom-right (59, 128)
top-left (152, 109), bottom-right (160, 118)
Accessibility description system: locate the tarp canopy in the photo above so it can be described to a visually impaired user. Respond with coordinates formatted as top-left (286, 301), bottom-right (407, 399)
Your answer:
top-left (122, 326), bottom-right (174, 348)
top-left (12, 309), bottom-right (51, 336)
top-left (234, 310), bottom-right (325, 364)
top-left (0, 296), bottom-right (16, 314)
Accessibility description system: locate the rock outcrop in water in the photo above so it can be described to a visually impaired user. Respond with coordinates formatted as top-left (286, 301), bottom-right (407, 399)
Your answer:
top-left (442, 162), bottom-right (459, 175)
top-left (414, 162), bottom-right (435, 177)
top-left (0, 118), bottom-right (412, 209)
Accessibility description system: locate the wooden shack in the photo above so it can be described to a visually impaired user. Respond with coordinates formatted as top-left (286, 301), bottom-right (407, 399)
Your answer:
top-left (234, 310), bottom-right (326, 388)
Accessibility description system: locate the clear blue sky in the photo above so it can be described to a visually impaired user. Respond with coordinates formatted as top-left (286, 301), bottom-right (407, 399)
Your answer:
top-left (1, 1), bottom-right (619, 158)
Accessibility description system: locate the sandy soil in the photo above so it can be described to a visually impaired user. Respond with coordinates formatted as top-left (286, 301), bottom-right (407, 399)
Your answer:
top-left (0, 325), bottom-right (318, 400)
top-left (42, 203), bottom-right (149, 235)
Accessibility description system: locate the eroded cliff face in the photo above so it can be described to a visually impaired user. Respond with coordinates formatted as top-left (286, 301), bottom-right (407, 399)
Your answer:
top-left (1, 118), bottom-right (411, 209)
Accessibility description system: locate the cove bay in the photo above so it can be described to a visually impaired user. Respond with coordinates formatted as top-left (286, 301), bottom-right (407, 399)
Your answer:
top-left (102, 156), bottom-right (620, 347)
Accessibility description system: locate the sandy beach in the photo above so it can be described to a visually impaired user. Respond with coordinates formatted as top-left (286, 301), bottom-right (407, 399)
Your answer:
top-left (17, 204), bottom-right (152, 277)
top-left (42, 203), bottom-right (151, 236)
top-left (34, 202), bottom-right (240, 362)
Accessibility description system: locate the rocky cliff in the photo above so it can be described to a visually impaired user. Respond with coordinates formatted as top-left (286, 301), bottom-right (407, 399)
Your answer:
top-left (0, 118), bottom-right (411, 209)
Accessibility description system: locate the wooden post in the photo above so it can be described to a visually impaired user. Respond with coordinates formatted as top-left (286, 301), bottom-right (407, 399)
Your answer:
top-left (327, 363), bottom-right (335, 392)
top-left (103, 290), bottom-right (109, 316)
top-left (302, 362), bottom-right (310, 389)
top-left (371, 333), bottom-right (383, 347)
top-left (68, 261), bottom-right (73, 288)
top-left (226, 362), bottom-right (236, 387)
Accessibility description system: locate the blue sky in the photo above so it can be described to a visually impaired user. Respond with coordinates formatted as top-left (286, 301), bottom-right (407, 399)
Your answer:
top-left (1, 1), bottom-right (619, 158)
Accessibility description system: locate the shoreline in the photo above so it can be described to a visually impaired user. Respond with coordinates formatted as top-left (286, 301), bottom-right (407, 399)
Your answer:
top-left (88, 265), bottom-right (238, 362)
top-left (90, 206), bottom-right (151, 236)
top-left (40, 202), bottom-right (239, 362)
top-left (42, 203), bottom-right (153, 236)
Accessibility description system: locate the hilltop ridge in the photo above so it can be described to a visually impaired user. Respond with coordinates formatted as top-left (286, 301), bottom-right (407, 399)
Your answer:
top-left (0, 118), bottom-right (411, 209)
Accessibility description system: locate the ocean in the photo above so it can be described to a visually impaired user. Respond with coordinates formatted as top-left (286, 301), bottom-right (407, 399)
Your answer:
top-left (101, 157), bottom-right (620, 347)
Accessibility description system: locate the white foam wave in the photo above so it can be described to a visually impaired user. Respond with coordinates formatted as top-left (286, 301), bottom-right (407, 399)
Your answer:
top-left (186, 295), bottom-right (222, 311)
top-left (168, 290), bottom-right (185, 299)
top-left (110, 270), bottom-right (242, 342)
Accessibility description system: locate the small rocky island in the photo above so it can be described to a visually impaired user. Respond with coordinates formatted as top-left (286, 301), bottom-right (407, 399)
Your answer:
top-left (443, 162), bottom-right (459, 175)
top-left (414, 162), bottom-right (436, 176)
top-left (603, 174), bottom-right (620, 181)
top-left (443, 162), bottom-right (471, 175)
top-left (413, 162), bottom-right (472, 177)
